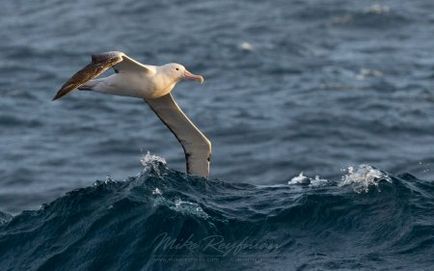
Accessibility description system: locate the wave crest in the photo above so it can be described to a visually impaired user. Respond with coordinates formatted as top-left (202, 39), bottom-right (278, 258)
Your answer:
top-left (140, 151), bottom-right (167, 175)
top-left (340, 164), bottom-right (392, 193)
top-left (0, 164), bottom-right (432, 270)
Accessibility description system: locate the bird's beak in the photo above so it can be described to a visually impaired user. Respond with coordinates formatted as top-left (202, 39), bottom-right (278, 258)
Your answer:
top-left (184, 70), bottom-right (204, 84)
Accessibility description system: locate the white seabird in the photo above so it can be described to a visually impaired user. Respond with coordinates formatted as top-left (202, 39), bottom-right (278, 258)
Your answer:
top-left (52, 51), bottom-right (211, 177)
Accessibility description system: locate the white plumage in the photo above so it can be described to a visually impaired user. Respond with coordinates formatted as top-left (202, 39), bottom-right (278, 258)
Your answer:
top-left (53, 51), bottom-right (211, 177)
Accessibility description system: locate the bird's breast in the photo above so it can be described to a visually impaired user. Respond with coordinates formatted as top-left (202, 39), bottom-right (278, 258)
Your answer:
top-left (110, 73), bottom-right (150, 98)
top-left (110, 73), bottom-right (176, 99)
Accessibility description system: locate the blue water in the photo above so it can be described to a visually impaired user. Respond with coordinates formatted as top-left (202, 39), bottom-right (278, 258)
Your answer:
top-left (1, 159), bottom-right (433, 270)
top-left (1, 0), bottom-right (434, 270)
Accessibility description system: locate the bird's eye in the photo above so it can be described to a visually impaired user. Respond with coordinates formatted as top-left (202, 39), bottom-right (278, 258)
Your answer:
top-left (175, 68), bottom-right (179, 71)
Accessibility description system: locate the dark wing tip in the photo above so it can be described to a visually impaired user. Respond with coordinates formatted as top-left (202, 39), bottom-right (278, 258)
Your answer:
top-left (51, 89), bottom-right (67, 101)
top-left (52, 84), bottom-right (75, 101)
top-left (52, 52), bottom-right (123, 102)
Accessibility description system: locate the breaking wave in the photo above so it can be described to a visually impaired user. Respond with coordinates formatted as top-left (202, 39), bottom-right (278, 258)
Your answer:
top-left (0, 156), bottom-right (433, 270)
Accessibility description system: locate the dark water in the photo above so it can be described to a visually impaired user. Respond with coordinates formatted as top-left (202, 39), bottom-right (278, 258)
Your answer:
top-left (1, 159), bottom-right (433, 270)
top-left (1, 0), bottom-right (434, 270)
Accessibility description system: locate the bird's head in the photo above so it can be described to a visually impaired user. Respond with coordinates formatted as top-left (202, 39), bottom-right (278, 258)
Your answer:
top-left (162, 63), bottom-right (204, 84)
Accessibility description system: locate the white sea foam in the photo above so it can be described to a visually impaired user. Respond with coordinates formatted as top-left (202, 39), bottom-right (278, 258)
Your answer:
top-left (340, 164), bottom-right (392, 193)
top-left (288, 172), bottom-right (328, 187)
top-left (152, 196), bottom-right (209, 219)
top-left (140, 151), bottom-right (167, 175)
top-left (239, 41), bottom-right (254, 51)
top-left (310, 175), bottom-right (329, 186)
top-left (152, 188), bottom-right (162, 195)
top-left (288, 172), bottom-right (310, 185)
top-left (140, 151), bottom-right (166, 167)
top-left (173, 199), bottom-right (209, 219)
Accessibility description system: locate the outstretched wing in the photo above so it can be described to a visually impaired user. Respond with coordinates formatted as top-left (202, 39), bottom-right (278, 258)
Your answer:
top-left (112, 54), bottom-right (154, 73)
top-left (146, 94), bottom-right (212, 177)
top-left (52, 51), bottom-right (152, 100)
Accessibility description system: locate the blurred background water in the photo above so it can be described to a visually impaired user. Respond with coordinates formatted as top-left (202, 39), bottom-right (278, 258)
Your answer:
top-left (1, 0), bottom-right (434, 214)
top-left (2, 1), bottom-right (434, 270)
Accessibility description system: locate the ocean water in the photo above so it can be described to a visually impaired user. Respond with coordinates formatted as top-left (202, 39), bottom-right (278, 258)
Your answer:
top-left (1, 158), bottom-right (433, 270)
top-left (1, 0), bottom-right (434, 270)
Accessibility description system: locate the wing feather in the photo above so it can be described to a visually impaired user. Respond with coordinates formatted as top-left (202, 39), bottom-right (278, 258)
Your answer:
top-left (52, 52), bottom-right (123, 100)
top-left (146, 94), bottom-right (211, 177)
top-left (52, 51), bottom-right (152, 100)
top-left (113, 54), bottom-right (154, 73)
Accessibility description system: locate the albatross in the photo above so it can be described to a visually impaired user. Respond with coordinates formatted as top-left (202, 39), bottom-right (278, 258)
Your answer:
top-left (52, 51), bottom-right (211, 177)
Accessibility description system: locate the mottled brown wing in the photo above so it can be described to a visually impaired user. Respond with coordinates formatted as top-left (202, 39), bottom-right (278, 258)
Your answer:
top-left (52, 52), bottom-right (123, 101)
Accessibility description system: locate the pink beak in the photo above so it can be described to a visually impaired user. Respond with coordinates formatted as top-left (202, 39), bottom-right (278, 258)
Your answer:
top-left (184, 70), bottom-right (204, 84)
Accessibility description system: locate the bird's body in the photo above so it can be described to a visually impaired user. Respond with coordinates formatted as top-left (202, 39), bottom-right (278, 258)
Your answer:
top-left (53, 51), bottom-right (211, 177)
top-left (82, 64), bottom-right (179, 99)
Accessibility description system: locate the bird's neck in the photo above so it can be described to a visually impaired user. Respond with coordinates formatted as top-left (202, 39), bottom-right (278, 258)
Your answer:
top-left (153, 71), bottom-right (180, 97)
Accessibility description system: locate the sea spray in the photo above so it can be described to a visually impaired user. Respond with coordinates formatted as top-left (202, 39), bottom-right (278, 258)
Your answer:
top-left (340, 164), bottom-right (392, 193)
